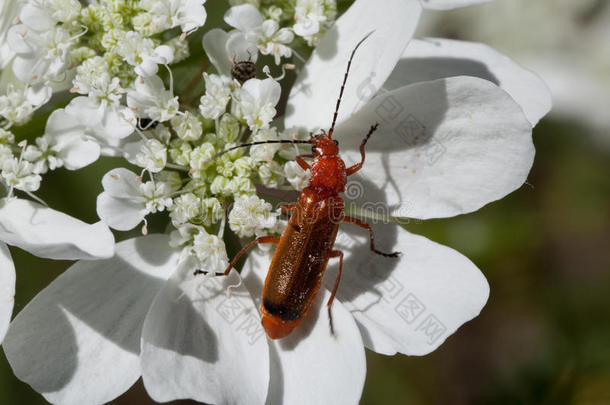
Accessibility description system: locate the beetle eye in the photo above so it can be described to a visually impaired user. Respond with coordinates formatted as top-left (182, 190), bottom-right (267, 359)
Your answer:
top-left (311, 146), bottom-right (316, 153)
top-left (333, 140), bottom-right (339, 146)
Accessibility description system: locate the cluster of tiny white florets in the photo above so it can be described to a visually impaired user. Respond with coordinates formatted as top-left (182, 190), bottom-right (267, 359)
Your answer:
top-left (0, 0), bottom-right (333, 269)
top-left (229, 0), bottom-right (336, 47)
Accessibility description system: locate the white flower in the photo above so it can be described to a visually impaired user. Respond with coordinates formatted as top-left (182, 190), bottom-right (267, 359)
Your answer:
top-left (72, 56), bottom-right (110, 95)
top-left (84, 73), bottom-right (124, 108)
top-left (139, 45), bottom-right (174, 77)
top-left (22, 134), bottom-right (64, 174)
top-left (192, 230), bottom-right (229, 272)
top-left (59, 94), bottom-right (136, 157)
top-left (116, 31), bottom-right (175, 77)
top-left (169, 224), bottom-right (229, 271)
top-left (284, 160), bottom-right (310, 190)
top-left (165, 36), bottom-right (190, 63)
top-left (233, 78), bottom-right (280, 130)
top-left (0, 86), bottom-right (34, 126)
top-left (292, 0), bottom-right (336, 46)
top-left (1, 158), bottom-right (41, 192)
top-left (233, 156), bottom-right (253, 177)
top-left (127, 75), bottom-right (180, 122)
top-left (139, 0), bottom-right (208, 34)
top-left (228, 194), bottom-right (277, 238)
top-left (188, 142), bottom-right (215, 173)
top-left (209, 175), bottom-right (234, 196)
top-left (40, 106), bottom-right (120, 169)
top-left (170, 112), bottom-right (202, 141)
top-left (0, 82), bottom-right (51, 126)
top-left (49, 96), bottom-right (135, 162)
top-left (224, 4), bottom-right (294, 65)
top-left (96, 168), bottom-right (178, 231)
top-left (125, 138), bottom-right (168, 173)
top-left (141, 180), bottom-right (174, 213)
top-left (170, 193), bottom-right (200, 225)
top-left (294, 0), bottom-right (328, 37)
top-left (257, 19), bottom-right (294, 65)
top-left (231, 176), bottom-right (256, 194)
top-left (7, 24), bottom-right (73, 84)
top-left (198, 73), bottom-right (231, 120)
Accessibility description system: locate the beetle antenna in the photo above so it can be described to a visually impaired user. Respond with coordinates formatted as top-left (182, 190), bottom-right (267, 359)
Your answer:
top-left (328, 30), bottom-right (374, 138)
top-left (203, 139), bottom-right (312, 165)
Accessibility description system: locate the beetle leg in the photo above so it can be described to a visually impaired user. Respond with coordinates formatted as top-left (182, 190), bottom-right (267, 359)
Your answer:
top-left (346, 123), bottom-right (378, 176)
top-left (341, 215), bottom-right (402, 258)
top-left (279, 203), bottom-right (296, 217)
top-left (327, 249), bottom-right (344, 336)
top-left (193, 235), bottom-right (280, 277)
top-left (296, 154), bottom-right (313, 171)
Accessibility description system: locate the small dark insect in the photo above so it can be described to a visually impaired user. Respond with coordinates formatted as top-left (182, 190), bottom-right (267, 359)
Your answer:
top-left (195, 32), bottom-right (401, 340)
top-left (231, 60), bottom-right (256, 84)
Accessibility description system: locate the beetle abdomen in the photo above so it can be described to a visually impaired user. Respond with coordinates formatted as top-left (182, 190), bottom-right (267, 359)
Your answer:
top-left (261, 188), bottom-right (343, 338)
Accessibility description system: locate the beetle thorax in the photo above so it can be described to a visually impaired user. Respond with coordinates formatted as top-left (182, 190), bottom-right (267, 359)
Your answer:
top-left (308, 134), bottom-right (347, 195)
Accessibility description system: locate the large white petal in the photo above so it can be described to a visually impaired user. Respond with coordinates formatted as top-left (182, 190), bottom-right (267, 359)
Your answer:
top-left (26, 83), bottom-right (52, 107)
top-left (0, 198), bottom-right (115, 259)
top-left (64, 96), bottom-right (102, 126)
top-left (284, 0), bottom-right (422, 131)
top-left (55, 134), bottom-right (101, 170)
top-left (326, 225), bottom-right (489, 356)
top-left (202, 28), bottom-right (232, 76)
top-left (224, 4), bottom-right (263, 32)
top-left (101, 167), bottom-right (142, 199)
top-left (335, 76), bottom-right (534, 220)
top-left (98, 107), bottom-right (136, 140)
top-left (386, 38), bottom-right (552, 126)
top-left (6, 25), bottom-right (33, 56)
top-left (419, 0), bottom-right (492, 10)
top-left (242, 250), bottom-right (367, 405)
top-left (3, 235), bottom-right (179, 405)
top-left (141, 263), bottom-right (269, 405)
top-left (0, 242), bottom-right (15, 344)
top-left (96, 192), bottom-right (145, 231)
top-left (45, 108), bottom-right (86, 138)
top-left (20, 3), bottom-right (55, 31)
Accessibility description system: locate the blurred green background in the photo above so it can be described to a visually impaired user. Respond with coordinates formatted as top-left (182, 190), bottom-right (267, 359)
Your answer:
top-left (1, 0), bottom-right (609, 404)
